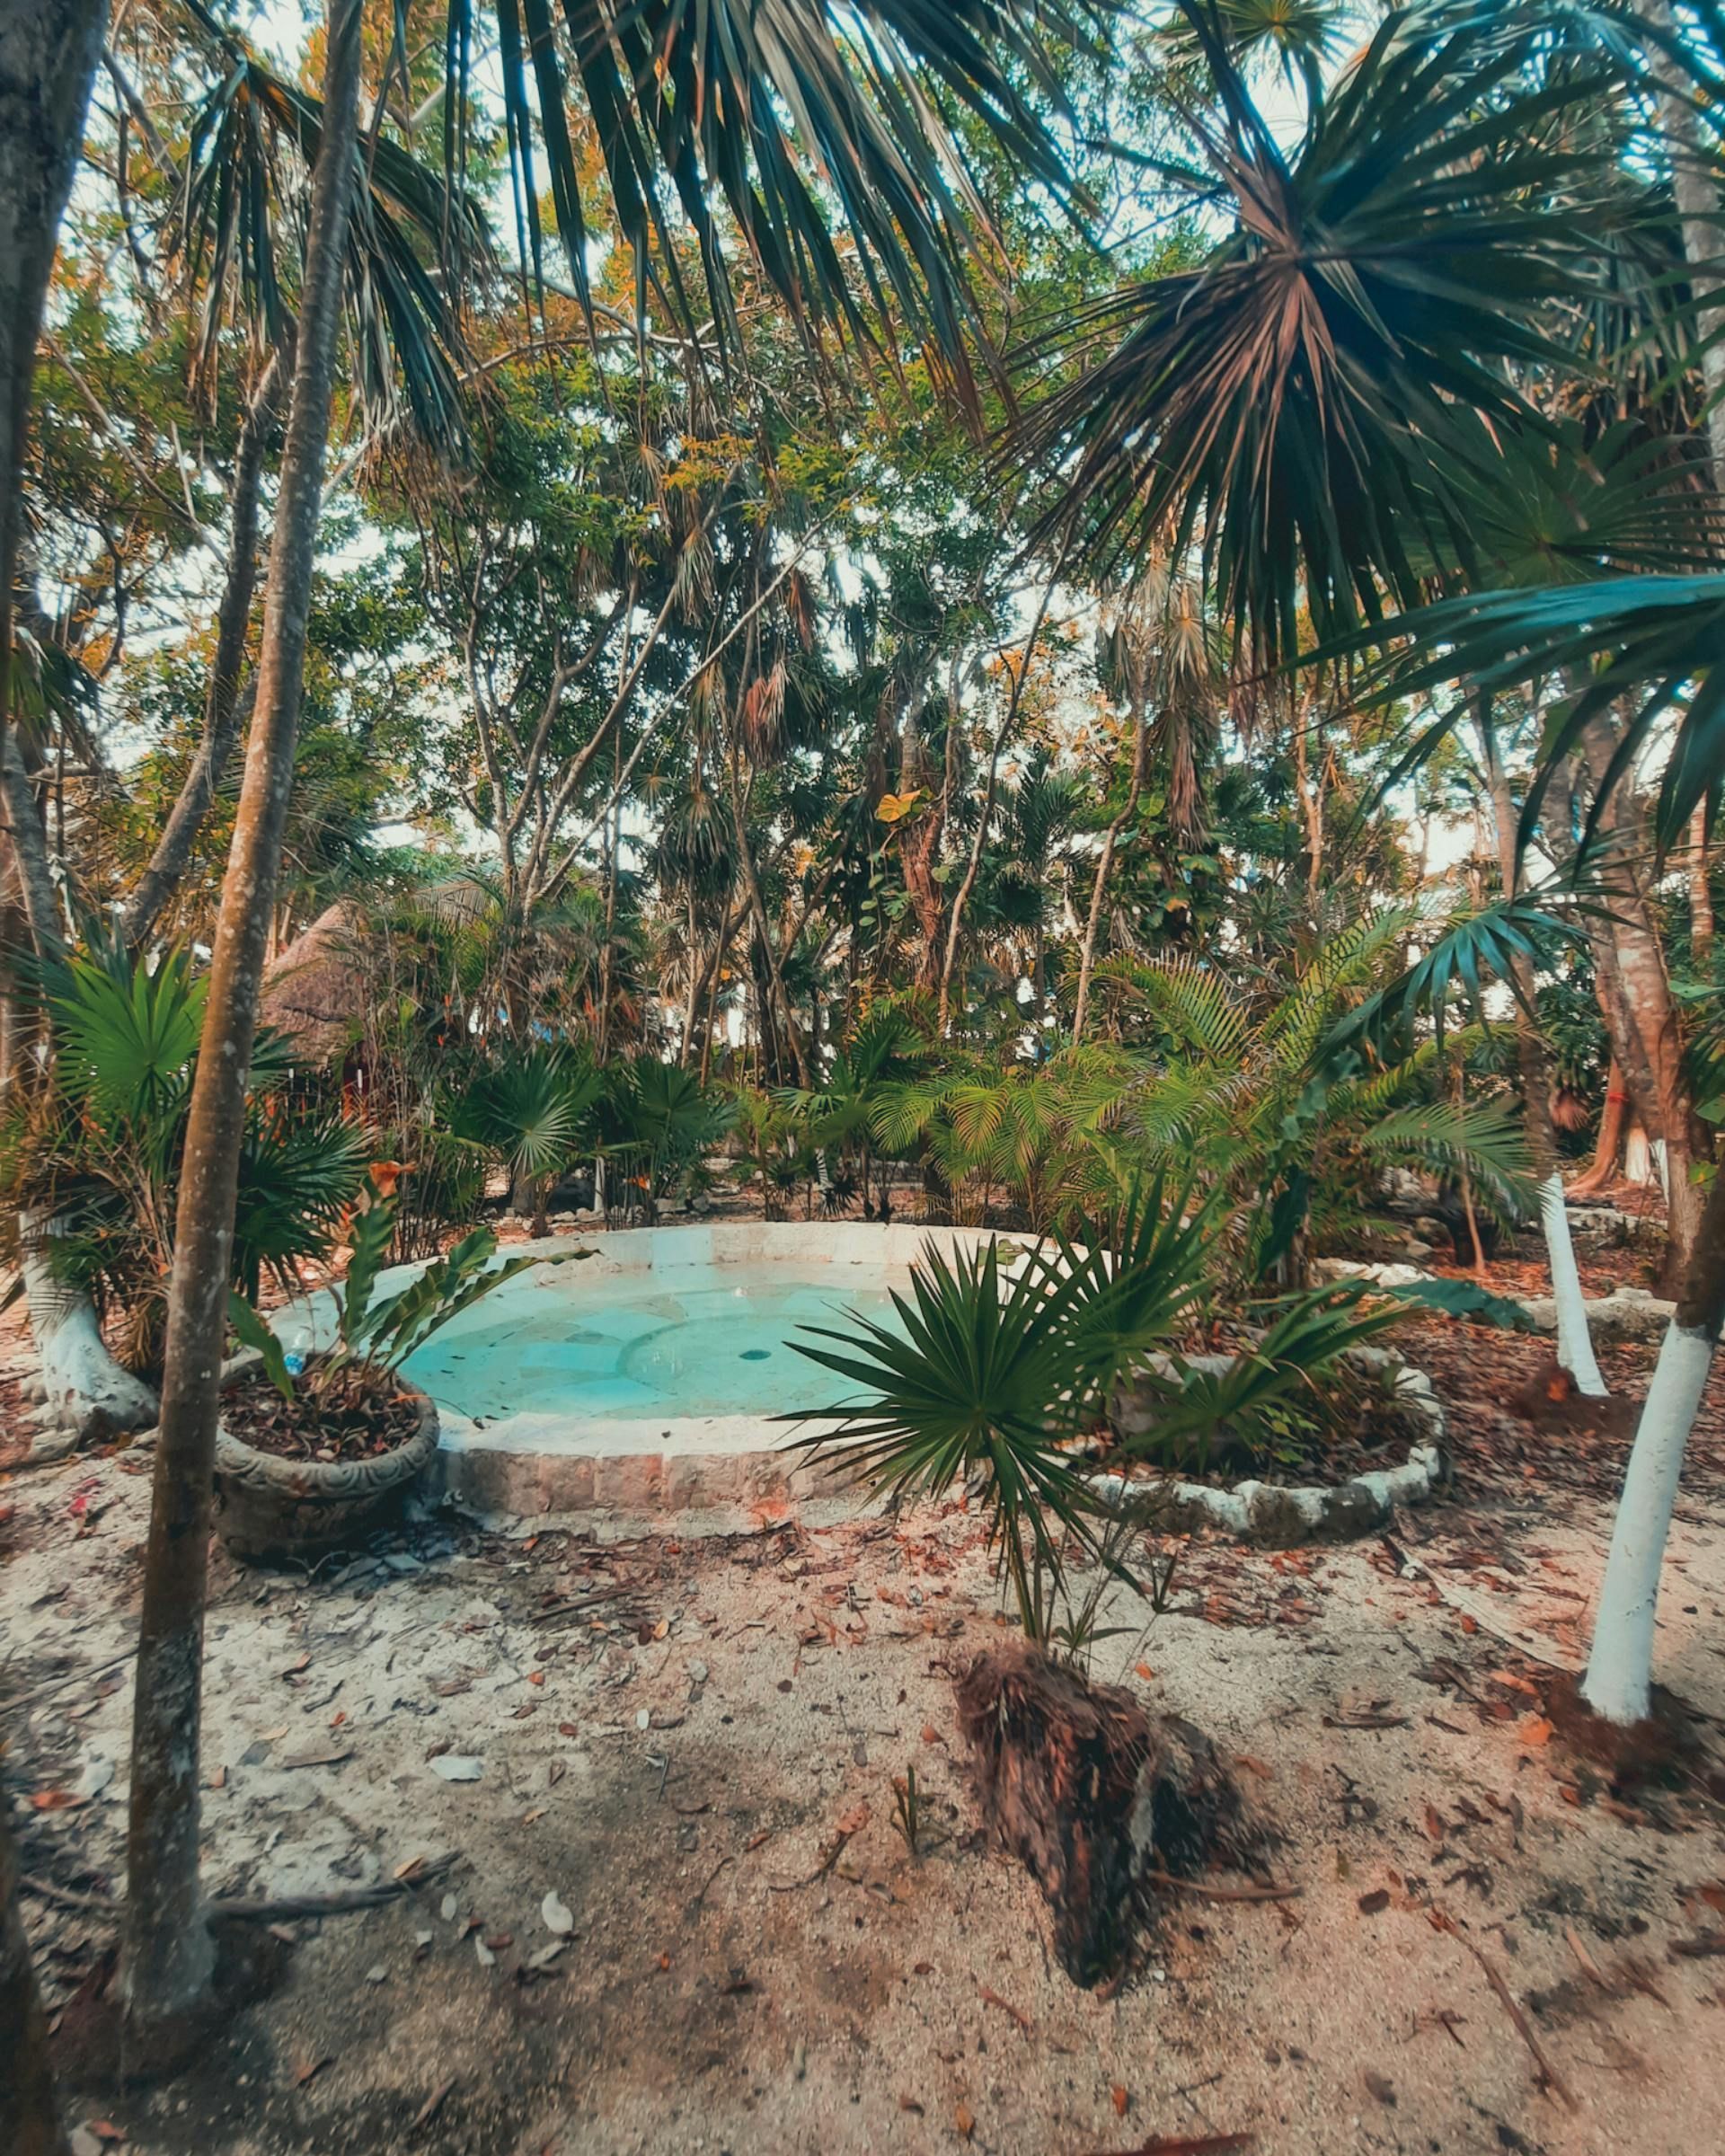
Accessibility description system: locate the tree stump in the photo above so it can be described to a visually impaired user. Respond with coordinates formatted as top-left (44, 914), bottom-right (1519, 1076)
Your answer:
top-left (955, 1644), bottom-right (1261, 1987)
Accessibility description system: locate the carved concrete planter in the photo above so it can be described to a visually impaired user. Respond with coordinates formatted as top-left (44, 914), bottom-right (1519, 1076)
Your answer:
top-left (212, 1382), bottom-right (439, 1563)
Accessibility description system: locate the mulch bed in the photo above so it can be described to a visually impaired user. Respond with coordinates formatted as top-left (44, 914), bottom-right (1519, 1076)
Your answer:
top-left (221, 1363), bottom-right (422, 1464)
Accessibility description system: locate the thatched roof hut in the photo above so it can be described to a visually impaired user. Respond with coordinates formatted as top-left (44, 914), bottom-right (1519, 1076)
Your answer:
top-left (258, 902), bottom-right (368, 1066)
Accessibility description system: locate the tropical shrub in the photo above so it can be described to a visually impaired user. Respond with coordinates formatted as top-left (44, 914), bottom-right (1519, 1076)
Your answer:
top-left (789, 1181), bottom-right (1402, 1643)
top-left (229, 1181), bottom-right (585, 1407)
top-left (2, 941), bottom-right (369, 1371)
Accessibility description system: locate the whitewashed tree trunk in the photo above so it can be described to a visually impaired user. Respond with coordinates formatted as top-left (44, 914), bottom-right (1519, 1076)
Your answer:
top-left (1580, 1322), bottom-right (1712, 1722)
top-left (1540, 1174), bottom-right (1608, 1398)
top-left (1580, 1166), bottom-right (1725, 1723)
top-left (1476, 698), bottom-right (1606, 1396)
top-left (19, 1214), bottom-right (158, 1445)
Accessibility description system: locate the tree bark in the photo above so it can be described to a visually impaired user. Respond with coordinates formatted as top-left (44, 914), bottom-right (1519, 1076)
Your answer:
top-left (0, 0), bottom-right (107, 947)
top-left (1639, 0), bottom-right (1725, 482)
top-left (1581, 1161), bottom-right (1725, 1722)
top-left (1567, 1058), bottom-right (1629, 1201)
top-left (1687, 805), bottom-right (1714, 971)
top-left (1073, 695), bottom-right (1147, 1047)
top-left (18, 1211), bottom-right (158, 1443)
top-left (0, 1792), bottom-right (66, 2156)
top-left (1579, 715), bottom-right (1707, 1282)
top-left (725, 743), bottom-right (807, 1085)
top-left (120, 356), bottom-right (282, 951)
top-left (120, 0), bottom-right (363, 2041)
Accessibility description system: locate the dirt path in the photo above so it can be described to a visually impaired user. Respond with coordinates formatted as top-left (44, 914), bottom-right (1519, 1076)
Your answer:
top-left (5, 1321), bottom-right (1725, 2156)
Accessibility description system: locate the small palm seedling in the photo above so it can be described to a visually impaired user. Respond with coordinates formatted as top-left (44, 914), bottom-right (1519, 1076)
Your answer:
top-left (891, 1767), bottom-right (923, 1860)
top-left (788, 1178), bottom-right (1409, 1643)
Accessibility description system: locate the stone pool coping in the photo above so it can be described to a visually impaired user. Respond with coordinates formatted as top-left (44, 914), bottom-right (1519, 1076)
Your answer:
top-left (268, 1224), bottom-right (1453, 1541)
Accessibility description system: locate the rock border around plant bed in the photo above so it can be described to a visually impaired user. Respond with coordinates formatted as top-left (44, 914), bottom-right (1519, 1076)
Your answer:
top-left (1092, 1355), bottom-right (1451, 1549)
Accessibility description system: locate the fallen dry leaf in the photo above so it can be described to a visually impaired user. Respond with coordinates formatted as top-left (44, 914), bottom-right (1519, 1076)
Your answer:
top-left (1111, 2084), bottom-right (1130, 2116)
top-left (1358, 1889), bottom-right (1391, 1916)
top-left (955, 2101), bottom-right (975, 2141)
top-left (1364, 2071), bottom-right (1396, 2107)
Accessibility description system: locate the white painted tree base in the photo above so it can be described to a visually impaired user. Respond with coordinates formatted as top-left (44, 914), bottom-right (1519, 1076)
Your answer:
top-left (1580, 1318), bottom-right (1714, 1725)
top-left (20, 1216), bottom-right (159, 1447)
top-left (1540, 1172), bottom-right (1608, 1397)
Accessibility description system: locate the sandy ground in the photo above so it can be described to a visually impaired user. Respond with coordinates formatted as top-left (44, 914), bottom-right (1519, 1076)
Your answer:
top-left (5, 1308), bottom-right (1725, 2156)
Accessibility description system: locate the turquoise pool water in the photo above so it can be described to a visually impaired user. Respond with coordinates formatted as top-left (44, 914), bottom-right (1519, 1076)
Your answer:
top-left (403, 1263), bottom-right (905, 1424)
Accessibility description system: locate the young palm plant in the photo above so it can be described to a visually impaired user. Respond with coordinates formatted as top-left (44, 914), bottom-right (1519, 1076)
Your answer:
top-left (787, 1180), bottom-right (1402, 1641)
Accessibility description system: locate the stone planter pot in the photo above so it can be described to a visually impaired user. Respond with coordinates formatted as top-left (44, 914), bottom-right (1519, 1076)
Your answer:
top-left (212, 1379), bottom-right (439, 1563)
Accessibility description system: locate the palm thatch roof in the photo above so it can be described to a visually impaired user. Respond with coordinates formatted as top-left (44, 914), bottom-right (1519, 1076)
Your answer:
top-left (258, 901), bottom-right (368, 1065)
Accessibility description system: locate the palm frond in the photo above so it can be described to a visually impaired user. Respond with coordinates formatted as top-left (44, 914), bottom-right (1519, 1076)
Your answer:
top-left (456, 0), bottom-right (1103, 391)
top-left (1016, 1), bottom-right (1634, 658)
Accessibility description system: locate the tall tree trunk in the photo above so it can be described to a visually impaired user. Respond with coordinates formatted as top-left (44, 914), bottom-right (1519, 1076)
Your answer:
top-left (936, 583), bottom-right (1057, 1034)
top-left (1579, 716), bottom-right (1706, 1283)
top-left (0, 0), bottom-right (107, 973)
top-left (1476, 695), bottom-right (1606, 1395)
top-left (1072, 695), bottom-right (1147, 1047)
top-left (1578, 4), bottom-right (1725, 1699)
top-left (1568, 1058), bottom-right (1630, 1201)
top-left (1687, 805), bottom-right (1714, 972)
top-left (120, 0), bottom-right (363, 2042)
top-left (1639, 0), bottom-right (1725, 482)
top-left (725, 745), bottom-right (807, 1085)
top-left (120, 356), bottom-right (282, 951)
top-left (1581, 1161), bottom-right (1725, 1723)
top-left (0, 0), bottom-right (96, 2066)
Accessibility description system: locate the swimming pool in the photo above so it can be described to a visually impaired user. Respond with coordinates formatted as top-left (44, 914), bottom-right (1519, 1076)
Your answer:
top-left (270, 1222), bottom-right (1017, 1516)
top-left (404, 1259), bottom-right (905, 1423)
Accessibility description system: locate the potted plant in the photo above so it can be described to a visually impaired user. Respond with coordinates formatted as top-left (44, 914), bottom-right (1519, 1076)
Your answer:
top-left (220, 1188), bottom-right (582, 1560)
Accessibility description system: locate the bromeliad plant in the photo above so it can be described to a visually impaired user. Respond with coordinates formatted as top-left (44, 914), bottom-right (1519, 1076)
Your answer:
top-left (228, 1184), bottom-right (588, 1410)
top-left (787, 1179), bottom-right (1404, 1643)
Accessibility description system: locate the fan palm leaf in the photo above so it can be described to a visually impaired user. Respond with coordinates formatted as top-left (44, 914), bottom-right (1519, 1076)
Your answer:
top-left (1016, 0), bottom-right (1634, 658)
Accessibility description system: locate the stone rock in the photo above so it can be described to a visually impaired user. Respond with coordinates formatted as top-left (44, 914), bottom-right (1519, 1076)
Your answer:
top-left (1519, 1285), bottom-right (1674, 1339)
top-left (430, 1754), bottom-right (484, 1781)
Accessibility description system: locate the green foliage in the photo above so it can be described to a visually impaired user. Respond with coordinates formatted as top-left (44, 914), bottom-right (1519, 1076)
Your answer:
top-left (2, 941), bottom-right (368, 1369)
top-left (451, 1048), bottom-right (604, 1181)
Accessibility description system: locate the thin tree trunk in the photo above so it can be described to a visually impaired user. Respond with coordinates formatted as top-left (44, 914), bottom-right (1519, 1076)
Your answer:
top-left (1072, 695), bottom-right (1147, 1047)
top-left (0, 0), bottom-right (109, 1047)
top-left (1476, 694), bottom-right (1606, 1395)
top-left (1568, 1059), bottom-right (1630, 1201)
top-left (1688, 805), bottom-right (1714, 971)
top-left (121, 356), bottom-right (282, 951)
top-left (678, 892), bottom-right (701, 1065)
top-left (1580, 1162), bottom-right (1725, 1723)
top-left (0, 1), bottom-right (100, 2075)
top-left (1579, 714), bottom-right (1706, 1283)
top-left (725, 746), bottom-right (807, 1085)
top-left (937, 582), bottom-right (1057, 1034)
top-left (1639, 0), bottom-right (1725, 482)
top-left (120, 0), bottom-right (363, 2042)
